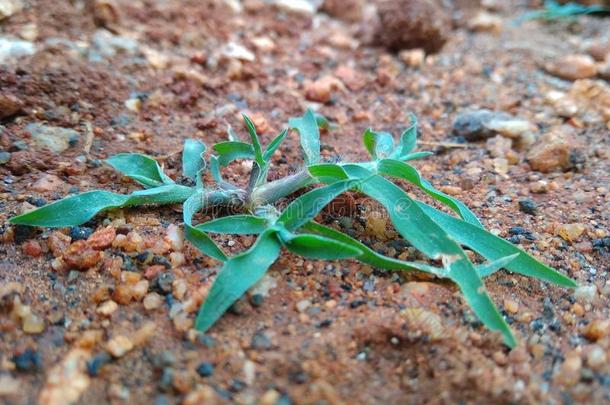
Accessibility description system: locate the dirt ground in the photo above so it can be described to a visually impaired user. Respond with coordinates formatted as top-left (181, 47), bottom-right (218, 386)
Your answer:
top-left (1, 0), bottom-right (609, 404)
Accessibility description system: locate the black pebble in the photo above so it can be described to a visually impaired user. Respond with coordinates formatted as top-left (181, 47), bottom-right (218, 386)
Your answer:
top-left (518, 198), bottom-right (538, 215)
top-left (69, 226), bottom-right (93, 241)
top-left (13, 348), bottom-right (42, 372)
top-left (249, 294), bottom-right (264, 307)
top-left (152, 273), bottom-right (175, 295)
top-left (196, 362), bottom-right (214, 377)
top-left (251, 330), bottom-right (272, 350)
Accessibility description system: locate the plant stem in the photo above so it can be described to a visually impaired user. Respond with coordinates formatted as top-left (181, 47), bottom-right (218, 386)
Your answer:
top-left (249, 170), bottom-right (314, 208)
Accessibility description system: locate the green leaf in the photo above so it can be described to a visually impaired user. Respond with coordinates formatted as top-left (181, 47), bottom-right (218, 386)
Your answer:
top-left (277, 179), bottom-right (358, 232)
top-left (314, 112), bottom-right (337, 131)
top-left (213, 141), bottom-right (254, 166)
top-left (416, 202), bottom-right (577, 288)
top-left (477, 254), bottom-right (520, 278)
top-left (301, 222), bottom-right (445, 276)
top-left (392, 114), bottom-right (418, 159)
top-left (10, 184), bottom-right (194, 228)
top-left (209, 155), bottom-right (222, 183)
top-left (402, 151), bottom-right (434, 161)
top-left (279, 231), bottom-right (362, 260)
top-left (320, 165), bottom-right (516, 347)
top-left (289, 109), bottom-right (320, 165)
top-left (196, 215), bottom-right (268, 234)
top-left (183, 193), bottom-right (228, 262)
top-left (242, 114), bottom-right (265, 167)
top-left (263, 129), bottom-right (288, 162)
top-left (182, 139), bottom-right (206, 181)
top-left (363, 129), bottom-right (395, 159)
top-left (307, 163), bottom-right (350, 183)
top-left (106, 153), bottom-right (174, 188)
top-left (378, 159), bottom-right (483, 228)
top-left (195, 229), bottom-right (281, 332)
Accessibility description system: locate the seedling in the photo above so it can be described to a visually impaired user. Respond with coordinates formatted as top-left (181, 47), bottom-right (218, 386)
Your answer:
top-left (10, 110), bottom-right (577, 348)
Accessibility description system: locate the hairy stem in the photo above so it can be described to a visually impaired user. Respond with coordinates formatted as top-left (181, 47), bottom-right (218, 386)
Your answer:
top-left (249, 170), bottom-right (314, 208)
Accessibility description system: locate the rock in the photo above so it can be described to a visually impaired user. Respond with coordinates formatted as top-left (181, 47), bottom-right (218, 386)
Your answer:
top-left (453, 109), bottom-right (530, 141)
top-left (165, 224), bottom-right (184, 251)
top-left (296, 299), bottom-right (312, 313)
top-left (518, 199), bottom-right (538, 215)
top-left (374, 0), bottom-right (450, 54)
top-left (221, 41), bottom-right (255, 62)
top-left (22, 313), bottom-right (45, 334)
top-left (0, 374), bottom-right (19, 396)
top-left (87, 227), bottom-right (116, 250)
top-left (574, 284), bottom-right (597, 304)
top-left (583, 319), bottom-right (610, 341)
top-left (586, 39), bottom-right (610, 62)
top-left (106, 335), bottom-right (134, 357)
top-left (545, 54), bottom-right (597, 81)
top-left (555, 355), bottom-right (582, 387)
top-left (22, 240), bottom-right (42, 257)
top-left (467, 11), bottom-right (502, 33)
top-left (0, 0), bottom-right (23, 20)
top-left (32, 174), bottom-right (67, 193)
top-left (39, 349), bottom-right (91, 405)
top-left (27, 124), bottom-right (80, 154)
top-left (0, 150), bottom-right (10, 164)
top-left (270, 0), bottom-right (319, 15)
top-left (96, 300), bottom-right (119, 317)
top-left (0, 36), bottom-right (36, 64)
top-left (13, 348), bottom-right (42, 372)
top-left (399, 48), bottom-right (425, 67)
top-left (334, 65), bottom-right (366, 91)
top-left (527, 130), bottom-right (573, 173)
top-left (89, 29), bottom-right (139, 60)
top-left (251, 330), bottom-right (272, 350)
top-left (0, 93), bottom-right (23, 119)
top-left (92, 0), bottom-right (120, 29)
top-left (321, 0), bottom-right (363, 22)
top-left (304, 76), bottom-right (344, 103)
top-left (63, 240), bottom-right (103, 270)
top-left (196, 362), bottom-right (215, 377)
top-left (586, 345), bottom-right (607, 370)
top-left (545, 90), bottom-right (579, 118)
top-left (503, 299), bottom-right (519, 314)
top-left (143, 292), bottom-right (164, 310)
top-left (486, 135), bottom-right (513, 158)
top-left (556, 223), bottom-right (586, 242)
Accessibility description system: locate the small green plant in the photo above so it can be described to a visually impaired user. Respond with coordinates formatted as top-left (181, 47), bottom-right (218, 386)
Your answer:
top-left (10, 110), bottom-right (577, 348)
top-left (520, 1), bottom-right (610, 22)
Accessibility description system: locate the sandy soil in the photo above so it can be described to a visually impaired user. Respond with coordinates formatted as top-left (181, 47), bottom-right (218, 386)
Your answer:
top-left (1, 1), bottom-right (609, 404)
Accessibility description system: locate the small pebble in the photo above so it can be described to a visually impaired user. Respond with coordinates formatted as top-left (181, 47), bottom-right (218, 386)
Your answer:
top-left (13, 349), bottom-right (42, 372)
top-left (106, 335), bottom-right (134, 358)
top-left (518, 199), bottom-right (537, 215)
top-left (96, 300), bottom-right (119, 317)
top-left (143, 292), bottom-right (164, 310)
top-left (196, 362), bottom-right (215, 377)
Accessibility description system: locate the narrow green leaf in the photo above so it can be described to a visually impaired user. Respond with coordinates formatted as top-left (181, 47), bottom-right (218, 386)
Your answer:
top-left (477, 254), bottom-right (519, 278)
top-left (319, 165), bottom-right (516, 347)
top-left (183, 193), bottom-right (228, 262)
top-left (289, 109), bottom-right (320, 165)
top-left (363, 129), bottom-right (395, 159)
top-left (213, 141), bottom-right (255, 166)
top-left (307, 163), bottom-right (350, 183)
top-left (196, 215), bottom-right (268, 234)
top-left (263, 129), bottom-right (288, 162)
top-left (378, 159), bottom-right (483, 228)
top-left (279, 231), bottom-right (362, 260)
top-left (106, 153), bottom-right (174, 188)
top-left (277, 179), bottom-right (358, 232)
top-left (10, 184), bottom-right (194, 228)
top-left (402, 151), bottom-right (434, 161)
top-left (182, 139), bottom-right (206, 181)
top-left (417, 202), bottom-right (577, 288)
top-left (195, 229), bottom-right (281, 332)
top-left (301, 221), bottom-right (445, 276)
top-left (392, 114), bottom-right (418, 159)
top-left (242, 114), bottom-right (265, 167)
top-left (209, 155), bottom-right (222, 183)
